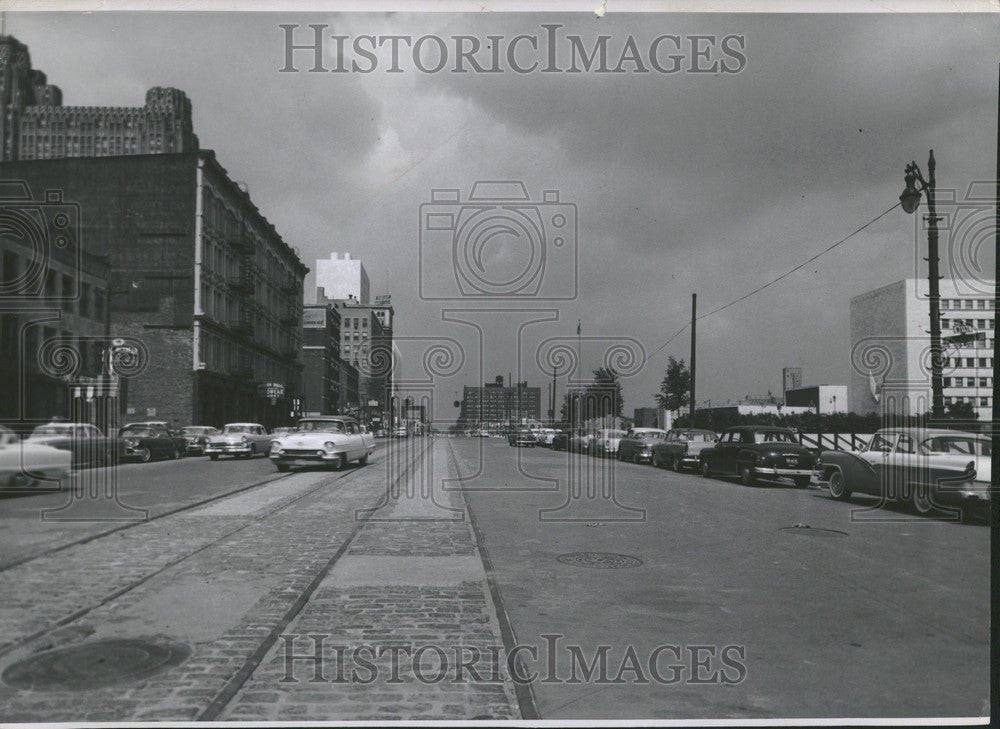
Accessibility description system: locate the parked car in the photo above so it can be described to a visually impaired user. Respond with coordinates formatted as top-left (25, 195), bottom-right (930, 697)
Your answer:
top-left (617, 428), bottom-right (668, 463)
top-left (392, 426), bottom-right (409, 438)
top-left (178, 426), bottom-right (219, 456)
top-left (508, 428), bottom-right (536, 447)
top-left (591, 429), bottom-right (627, 458)
top-left (815, 427), bottom-right (988, 517)
top-left (0, 424), bottom-right (71, 490)
top-left (476, 429), bottom-right (491, 438)
top-left (269, 416), bottom-right (374, 472)
top-left (119, 423), bottom-right (187, 462)
top-left (27, 421), bottom-right (115, 468)
top-left (651, 428), bottom-right (720, 471)
top-left (551, 430), bottom-right (570, 451)
top-left (699, 426), bottom-right (816, 487)
top-left (534, 428), bottom-right (559, 447)
top-left (270, 426), bottom-right (296, 437)
top-left (568, 430), bottom-right (594, 453)
top-left (204, 423), bottom-right (271, 460)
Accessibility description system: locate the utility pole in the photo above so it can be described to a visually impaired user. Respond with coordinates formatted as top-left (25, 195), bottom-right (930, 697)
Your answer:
top-left (925, 152), bottom-right (945, 420)
top-left (690, 293), bottom-right (697, 424)
top-left (551, 364), bottom-right (557, 427)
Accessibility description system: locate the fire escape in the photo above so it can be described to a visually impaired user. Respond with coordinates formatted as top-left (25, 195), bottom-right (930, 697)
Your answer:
top-left (228, 229), bottom-right (256, 381)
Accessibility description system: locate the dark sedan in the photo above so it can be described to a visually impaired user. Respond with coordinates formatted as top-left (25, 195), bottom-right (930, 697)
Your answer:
top-left (699, 426), bottom-right (815, 487)
top-left (551, 430), bottom-right (570, 451)
top-left (178, 426), bottom-right (219, 456)
top-left (119, 424), bottom-right (187, 463)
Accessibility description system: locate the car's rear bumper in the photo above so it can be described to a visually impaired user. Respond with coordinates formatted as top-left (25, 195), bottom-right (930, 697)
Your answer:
top-left (753, 466), bottom-right (814, 477)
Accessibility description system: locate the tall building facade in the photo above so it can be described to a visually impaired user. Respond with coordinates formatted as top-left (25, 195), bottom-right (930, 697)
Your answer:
top-left (301, 305), bottom-right (342, 416)
top-left (3, 152), bottom-right (308, 429)
top-left (850, 278), bottom-right (995, 420)
top-left (0, 35), bottom-right (198, 162)
top-left (460, 378), bottom-right (541, 429)
top-left (315, 252), bottom-right (369, 304)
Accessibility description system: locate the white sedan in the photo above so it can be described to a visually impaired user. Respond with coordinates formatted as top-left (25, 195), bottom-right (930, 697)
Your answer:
top-left (204, 423), bottom-right (271, 460)
top-left (0, 425), bottom-right (71, 490)
top-left (269, 416), bottom-right (375, 472)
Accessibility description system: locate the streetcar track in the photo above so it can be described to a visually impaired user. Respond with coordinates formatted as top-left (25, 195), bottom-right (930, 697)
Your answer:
top-left (0, 445), bottom-right (396, 662)
top-left (198, 436), bottom-right (432, 721)
top-left (0, 444), bottom-right (389, 574)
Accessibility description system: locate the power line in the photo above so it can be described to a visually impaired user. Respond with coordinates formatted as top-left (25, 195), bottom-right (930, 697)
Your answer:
top-left (649, 200), bottom-right (902, 360)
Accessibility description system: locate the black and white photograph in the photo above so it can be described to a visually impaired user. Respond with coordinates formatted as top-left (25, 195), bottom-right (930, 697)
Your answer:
top-left (0, 0), bottom-right (996, 724)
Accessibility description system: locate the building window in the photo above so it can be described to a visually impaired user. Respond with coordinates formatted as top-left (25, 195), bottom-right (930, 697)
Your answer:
top-left (943, 377), bottom-right (951, 387)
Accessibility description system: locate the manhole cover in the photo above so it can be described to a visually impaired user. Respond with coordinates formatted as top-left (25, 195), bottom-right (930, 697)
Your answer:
top-left (780, 524), bottom-right (848, 538)
top-left (557, 552), bottom-right (643, 569)
top-left (2, 638), bottom-right (191, 690)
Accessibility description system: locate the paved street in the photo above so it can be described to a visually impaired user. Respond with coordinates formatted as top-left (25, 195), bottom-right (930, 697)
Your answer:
top-left (0, 434), bottom-right (988, 722)
top-left (452, 437), bottom-right (990, 720)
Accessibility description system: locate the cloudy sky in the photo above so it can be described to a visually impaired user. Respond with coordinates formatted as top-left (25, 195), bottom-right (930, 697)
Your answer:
top-left (8, 10), bottom-right (998, 421)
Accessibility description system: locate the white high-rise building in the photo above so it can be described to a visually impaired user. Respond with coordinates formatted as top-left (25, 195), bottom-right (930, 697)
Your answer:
top-left (850, 278), bottom-right (995, 420)
top-left (316, 252), bottom-right (370, 304)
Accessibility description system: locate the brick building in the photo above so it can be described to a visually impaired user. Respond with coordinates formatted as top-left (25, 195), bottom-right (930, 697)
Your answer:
top-left (2, 152), bottom-right (308, 429)
top-left (0, 182), bottom-right (111, 428)
top-left (0, 35), bottom-right (198, 162)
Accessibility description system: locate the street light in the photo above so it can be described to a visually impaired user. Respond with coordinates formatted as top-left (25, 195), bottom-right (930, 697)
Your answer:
top-left (899, 149), bottom-right (945, 419)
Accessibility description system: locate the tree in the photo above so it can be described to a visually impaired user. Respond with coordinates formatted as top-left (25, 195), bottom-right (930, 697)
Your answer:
top-left (654, 356), bottom-right (689, 412)
top-left (585, 367), bottom-right (623, 419)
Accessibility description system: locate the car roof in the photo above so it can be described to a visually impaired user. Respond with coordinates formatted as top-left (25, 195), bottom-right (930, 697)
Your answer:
top-left (631, 428), bottom-right (666, 433)
top-left (876, 427), bottom-right (984, 439)
top-left (301, 415), bottom-right (357, 423)
top-left (670, 428), bottom-right (716, 434)
top-left (223, 422), bottom-right (265, 427)
top-left (730, 426), bottom-right (795, 432)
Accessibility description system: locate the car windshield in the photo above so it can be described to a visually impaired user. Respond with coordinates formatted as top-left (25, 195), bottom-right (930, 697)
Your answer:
top-left (920, 436), bottom-right (991, 456)
top-left (681, 432), bottom-right (717, 442)
top-left (297, 420), bottom-right (346, 433)
top-left (121, 428), bottom-right (153, 437)
top-left (31, 425), bottom-right (73, 437)
top-left (181, 427), bottom-right (214, 435)
top-left (222, 425), bottom-right (255, 434)
top-left (753, 431), bottom-right (798, 444)
top-left (635, 431), bottom-right (666, 440)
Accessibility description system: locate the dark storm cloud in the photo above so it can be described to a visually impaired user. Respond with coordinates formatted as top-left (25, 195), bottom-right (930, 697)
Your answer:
top-left (7, 11), bottom-right (997, 413)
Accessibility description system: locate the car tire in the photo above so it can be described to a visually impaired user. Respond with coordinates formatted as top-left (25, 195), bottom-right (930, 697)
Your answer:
top-left (794, 476), bottom-right (811, 488)
top-left (249, 445), bottom-right (257, 458)
top-left (827, 470), bottom-right (852, 500)
top-left (358, 454), bottom-right (369, 466)
top-left (672, 456), bottom-right (682, 472)
top-left (651, 453), bottom-right (661, 468)
top-left (137, 448), bottom-right (151, 464)
top-left (276, 463), bottom-right (291, 472)
top-left (8, 472), bottom-right (40, 489)
top-left (209, 454), bottom-right (219, 461)
top-left (739, 464), bottom-right (757, 486)
top-left (700, 460), bottom-right (712, 478)
top-left (911, 484), bottom-right (935, 515)
top-left (170, 448), bottom-right (180, 460)
top-left (333, 453), bottom-right (347, 471)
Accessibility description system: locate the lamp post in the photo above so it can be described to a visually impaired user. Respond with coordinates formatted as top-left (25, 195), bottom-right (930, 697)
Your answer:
top-left (899, 150), bottom-right (945, 420)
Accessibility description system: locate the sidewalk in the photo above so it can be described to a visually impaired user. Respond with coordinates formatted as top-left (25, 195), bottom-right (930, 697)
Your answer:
top-left (0, 438), bottom-right (523, 722)
top-left (217, 438), bottom-right (522, 720)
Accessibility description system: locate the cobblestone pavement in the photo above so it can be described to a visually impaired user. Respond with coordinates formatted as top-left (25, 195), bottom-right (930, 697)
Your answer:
top-left (0, 438), bottom-right (522, 722)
